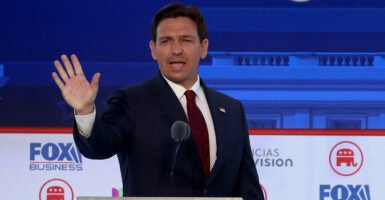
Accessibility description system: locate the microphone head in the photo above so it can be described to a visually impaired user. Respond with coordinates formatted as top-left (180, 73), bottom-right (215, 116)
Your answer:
top-left (171, 121), bottom-right (191, 143)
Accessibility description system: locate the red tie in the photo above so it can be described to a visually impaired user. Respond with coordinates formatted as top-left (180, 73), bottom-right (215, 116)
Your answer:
top-left (185, 90), bottom-right (210, 179)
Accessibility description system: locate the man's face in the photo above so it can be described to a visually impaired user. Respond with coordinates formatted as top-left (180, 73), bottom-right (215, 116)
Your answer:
top-left (150, 17), bottom-right (208, 89)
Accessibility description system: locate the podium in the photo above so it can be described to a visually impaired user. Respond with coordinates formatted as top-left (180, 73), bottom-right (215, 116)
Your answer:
top-left (78, 198), bottom-right (242, 200)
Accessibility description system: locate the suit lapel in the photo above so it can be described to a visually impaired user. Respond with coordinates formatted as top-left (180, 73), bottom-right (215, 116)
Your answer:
top-left (149, 72), bottom-right (203, 172)
top-left (149, 72), bottom-right (187, 123)
top-left (149, 73), bottom-right (230, 181)
top-left (201, 83), bottom-right (229, 184)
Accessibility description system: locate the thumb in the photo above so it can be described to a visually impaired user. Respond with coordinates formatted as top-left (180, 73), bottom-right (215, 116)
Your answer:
top-left (91, 72), bottom-right (101, 87)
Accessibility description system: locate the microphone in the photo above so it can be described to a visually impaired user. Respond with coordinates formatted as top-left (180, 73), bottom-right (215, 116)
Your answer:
top-left (170, 121), bottom-right (190, 176)
top-left (171, 120), bottom-right (191, 143)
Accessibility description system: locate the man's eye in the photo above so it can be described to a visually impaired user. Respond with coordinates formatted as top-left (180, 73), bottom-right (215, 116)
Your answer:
top-left (160, 39), bottom-right (169, 44)
top-left (183, 39), bottom-right (193, 42)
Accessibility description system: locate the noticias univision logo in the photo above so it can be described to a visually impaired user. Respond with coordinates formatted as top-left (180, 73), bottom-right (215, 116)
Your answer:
top-left (30, 142), bottom-right (83, 171)
top-left (252, 148), bottom-right (293, 168)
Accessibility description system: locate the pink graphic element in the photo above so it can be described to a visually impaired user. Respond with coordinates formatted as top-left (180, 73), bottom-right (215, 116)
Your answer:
top-left (260, 184), bottom-right (268, 200)
top-left (336, 148), bottom-right (357, 167)
top-left (112, 187), bottom-right (123, 197)
top-left (112, 188), bottom-right (119, 197)
top-left (47, 186), bottom-right (64, 200)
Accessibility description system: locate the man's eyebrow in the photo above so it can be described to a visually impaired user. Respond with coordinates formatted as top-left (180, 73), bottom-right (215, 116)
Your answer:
top-left (180, 35), bottom-right (195, 39)
top-left (158, 35), bottom-right (196, 40)
top-left (158, 36), bottom-right (172, 41)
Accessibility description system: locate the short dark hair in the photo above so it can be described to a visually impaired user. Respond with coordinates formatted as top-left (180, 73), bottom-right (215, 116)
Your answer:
top-left (150, 2), bottom-right (208, 43)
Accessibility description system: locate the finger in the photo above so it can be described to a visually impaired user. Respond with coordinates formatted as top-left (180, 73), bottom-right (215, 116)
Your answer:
top-left (61, 54), bottom-right (75, 77)
top-left (90, 73), bottom-right (101, 87)
top-left (51, 72), bottom-right (65, 91)
top-left (54, 59), bottom-right (69, 81)
top-left (71, 54), bottom-right (84, 75)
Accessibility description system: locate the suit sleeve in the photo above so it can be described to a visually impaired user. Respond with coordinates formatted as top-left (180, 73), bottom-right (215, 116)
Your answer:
top-left (73, 88), bottom-right (134, 159)
top-left (234, 102), bottom-right (265, 200)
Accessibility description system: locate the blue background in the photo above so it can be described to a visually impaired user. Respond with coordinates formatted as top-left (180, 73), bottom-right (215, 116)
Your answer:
top-left (1, 0), bottom-right (385, 128)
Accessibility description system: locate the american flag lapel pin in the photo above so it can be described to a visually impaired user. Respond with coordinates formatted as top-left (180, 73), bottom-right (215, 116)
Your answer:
top-left (219, 107), bottom-right (226, 114)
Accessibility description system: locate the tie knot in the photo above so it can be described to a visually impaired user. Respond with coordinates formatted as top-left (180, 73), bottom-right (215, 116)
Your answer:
top-left (185, 90), bottom-right (196, 102)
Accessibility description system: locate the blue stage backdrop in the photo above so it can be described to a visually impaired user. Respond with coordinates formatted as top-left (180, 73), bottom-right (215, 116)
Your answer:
top-left (1, 0), bottom-right (385, 128)
top-left (1, 1), bottom-right (385, 200)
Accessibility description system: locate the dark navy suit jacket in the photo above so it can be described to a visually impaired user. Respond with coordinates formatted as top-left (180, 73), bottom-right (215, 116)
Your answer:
top-left (73, 72), bottom-right (264, 200)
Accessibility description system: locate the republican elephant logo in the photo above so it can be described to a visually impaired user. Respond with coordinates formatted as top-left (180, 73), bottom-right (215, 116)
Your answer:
top-left (329, 141), bottom-right (363, 176)
top-left (336, 148), bottom-right (357, 167)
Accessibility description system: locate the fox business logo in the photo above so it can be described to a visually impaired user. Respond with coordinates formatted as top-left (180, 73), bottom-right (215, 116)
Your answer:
top-left (320, 184), bottom-right (371, 200)
top-left (30, 142), bottom-right (83, 171)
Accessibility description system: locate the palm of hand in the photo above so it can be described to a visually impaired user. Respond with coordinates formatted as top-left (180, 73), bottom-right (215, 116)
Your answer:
top-left (52, 54), bottom-right (100, 115)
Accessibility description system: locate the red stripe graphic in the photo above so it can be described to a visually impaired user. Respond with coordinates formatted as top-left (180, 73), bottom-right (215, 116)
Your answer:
top-left (0, 127), bottom-right (72, 134)
top-left (249, 128), bottom-right (385, 136)
top-left (1, 127), bottom-right (384, 136)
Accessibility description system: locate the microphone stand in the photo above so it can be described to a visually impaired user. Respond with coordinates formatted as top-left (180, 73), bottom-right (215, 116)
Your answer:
top-left (169, 120), bottom-right (191, 196)
top-left (170, 142), bottom-right (181, 176)
top-left (170, 141), bottom-right (182, 196)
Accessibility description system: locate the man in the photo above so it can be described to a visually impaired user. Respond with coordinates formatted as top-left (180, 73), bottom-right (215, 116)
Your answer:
top-left (52, 2), bottom-right (264, 199)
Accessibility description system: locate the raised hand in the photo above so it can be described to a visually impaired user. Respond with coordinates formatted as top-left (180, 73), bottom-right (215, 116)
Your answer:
top-left (52, 54), bottom-right (100, 115)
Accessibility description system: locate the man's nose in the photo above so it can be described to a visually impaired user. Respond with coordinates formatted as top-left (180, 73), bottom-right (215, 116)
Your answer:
top-left (172, 43), bottom-right (183, 55)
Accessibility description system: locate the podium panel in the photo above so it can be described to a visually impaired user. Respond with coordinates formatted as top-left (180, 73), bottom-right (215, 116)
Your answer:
top-left (78, 198), bottom-right (242, 200)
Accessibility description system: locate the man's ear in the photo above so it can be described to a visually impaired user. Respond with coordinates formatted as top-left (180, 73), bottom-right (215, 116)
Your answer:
top-left (200, 39), bottom-right (209, 59)
top-left (149, 40), bottom-right (157, 60)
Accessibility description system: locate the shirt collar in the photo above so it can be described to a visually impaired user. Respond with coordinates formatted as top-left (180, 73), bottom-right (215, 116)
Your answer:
top-left (162, 74), bottom-right (204, 101)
